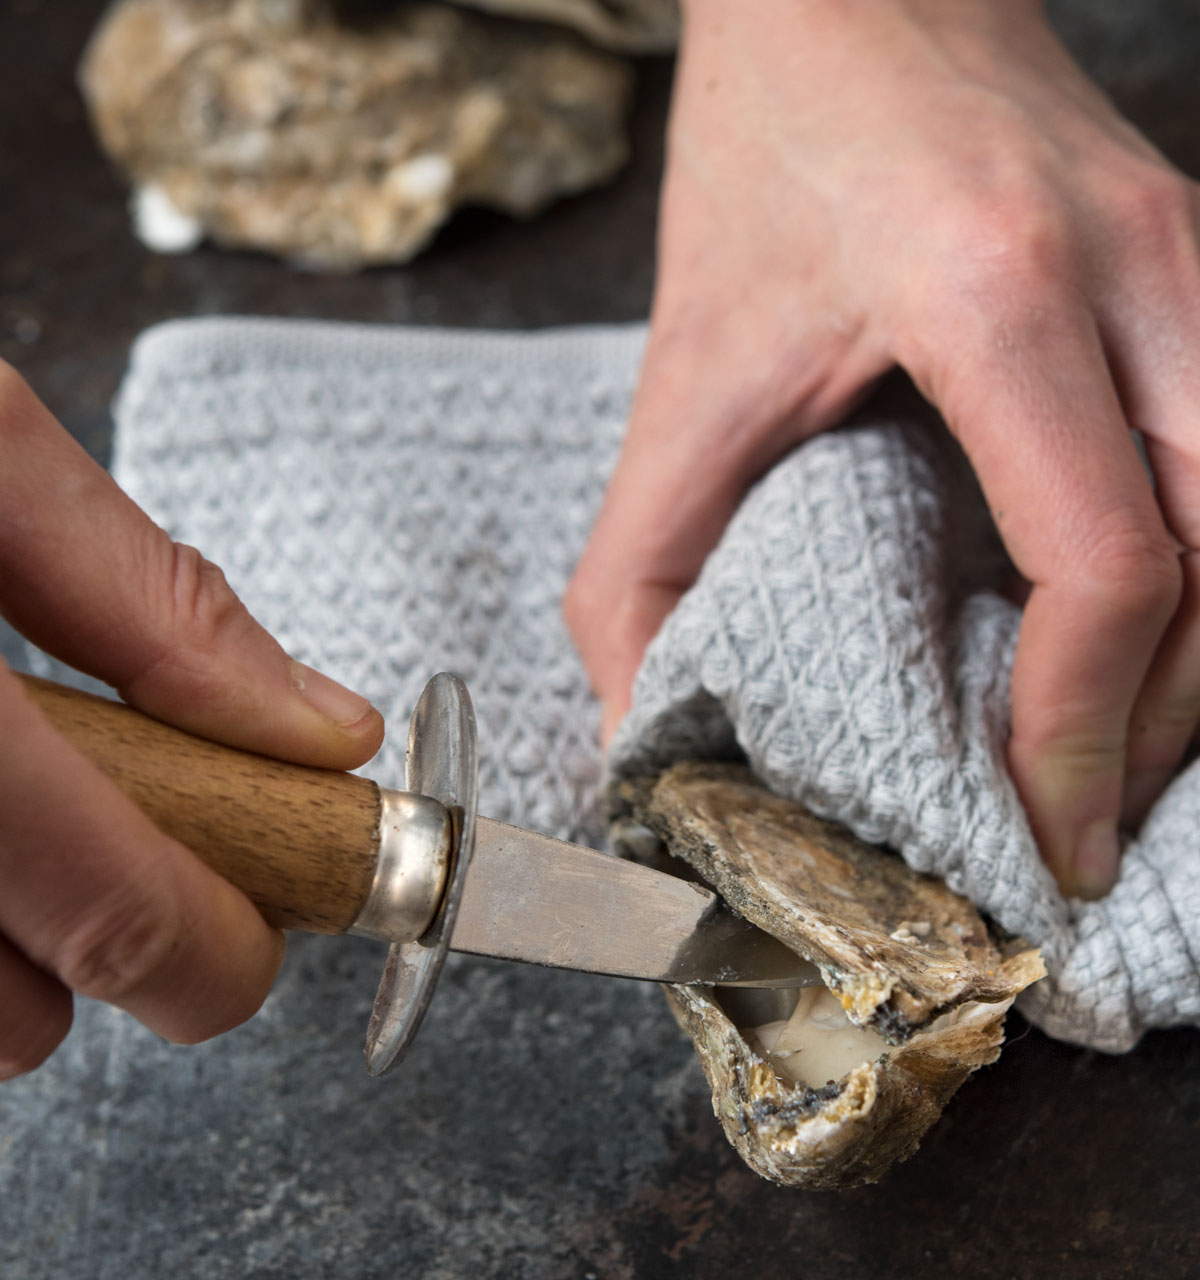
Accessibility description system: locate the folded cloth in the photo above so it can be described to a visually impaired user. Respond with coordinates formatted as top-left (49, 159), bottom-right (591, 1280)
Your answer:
top-left (612, 394), bottom-right (1200, 1052)
top-left (49, 317), bottom-right (1197, 1054)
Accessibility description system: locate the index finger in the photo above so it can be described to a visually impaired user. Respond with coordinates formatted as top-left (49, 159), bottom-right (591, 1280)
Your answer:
top-left (922, 306), bottom-right (1180, 898)
top-left (0, 361), bottom-right (383, 770)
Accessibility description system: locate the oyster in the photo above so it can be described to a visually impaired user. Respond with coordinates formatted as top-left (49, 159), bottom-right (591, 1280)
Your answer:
top-left (611, 763), bottom-right (1045, 1189)
top-left (80, 0), bottom-right (632, 269)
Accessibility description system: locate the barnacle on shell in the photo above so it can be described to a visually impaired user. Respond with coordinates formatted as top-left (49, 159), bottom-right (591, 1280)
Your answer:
top-left (611, 763), bottom-right (1045, 1190)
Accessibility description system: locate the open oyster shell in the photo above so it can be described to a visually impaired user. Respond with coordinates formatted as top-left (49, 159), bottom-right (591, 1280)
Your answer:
top-left (611, 763), bottom-right (1045, 1189)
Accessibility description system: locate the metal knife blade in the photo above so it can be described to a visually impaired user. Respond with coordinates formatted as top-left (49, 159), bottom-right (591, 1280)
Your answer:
top-left (450, 817), bottom-right (822, 989)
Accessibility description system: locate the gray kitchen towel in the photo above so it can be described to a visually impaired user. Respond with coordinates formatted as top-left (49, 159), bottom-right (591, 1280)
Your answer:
top-left (611, 403), bottom-right (1200, 1053)
top-left (37, 316), bottom-right (1197, 1054)
top-left (100, 317), bottom-right (641, 846)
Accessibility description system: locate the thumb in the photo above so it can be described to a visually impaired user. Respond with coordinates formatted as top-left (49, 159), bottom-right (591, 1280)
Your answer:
top-left (0, 362), bottom-right (383, 769)
top-left (565, 342), bottom-right (765, 743)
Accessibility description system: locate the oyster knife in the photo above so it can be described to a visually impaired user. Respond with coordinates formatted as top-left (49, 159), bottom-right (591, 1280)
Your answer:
top-left (453, 816), bottom-right (819, 988)
top-left (21, 672), bottom-right (821, 1077)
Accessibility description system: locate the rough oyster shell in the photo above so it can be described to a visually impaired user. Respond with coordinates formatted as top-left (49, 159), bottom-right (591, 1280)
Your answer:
top-left (611, 763), bottom-right (1045, 1189)
top-left (80, 0), bottom-right (632, 269)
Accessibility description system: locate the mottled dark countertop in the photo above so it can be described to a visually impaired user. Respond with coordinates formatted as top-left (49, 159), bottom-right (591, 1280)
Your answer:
top-left (2, 2), bottom-right (1199, 1276)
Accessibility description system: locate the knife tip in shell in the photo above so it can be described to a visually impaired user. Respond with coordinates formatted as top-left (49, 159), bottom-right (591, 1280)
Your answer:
top-left (448, 816), bottom-right (823, 989)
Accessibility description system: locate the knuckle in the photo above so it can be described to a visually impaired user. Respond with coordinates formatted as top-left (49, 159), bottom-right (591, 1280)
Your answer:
top-left (166, 541), bottom-right (246, 654)
top-left (955, 193), bottom-right (1075, 296)
top-left (910, 196), bottom-right (1079, 367)
top-left (117, 540), bottom-right (257, 704)
top-left (1107, 168), bottom-right (1196, 260)
top-left (1011, 728), bottom-right (1125, 781)
top-left (1077, 518), bottom-right (1181, 620)
top-left (54, 892), bottom-right (183, 1005)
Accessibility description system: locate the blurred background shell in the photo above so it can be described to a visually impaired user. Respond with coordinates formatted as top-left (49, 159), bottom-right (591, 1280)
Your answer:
top-left (79, 0), bottom-right (663, 269)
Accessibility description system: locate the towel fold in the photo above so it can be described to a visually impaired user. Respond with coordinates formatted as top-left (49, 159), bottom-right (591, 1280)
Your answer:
top-left (612, 398), bottom-right (1200, 1051)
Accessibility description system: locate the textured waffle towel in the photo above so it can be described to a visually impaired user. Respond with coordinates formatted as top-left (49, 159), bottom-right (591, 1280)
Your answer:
top-left (83, 316), bottom-right (1200, 1053)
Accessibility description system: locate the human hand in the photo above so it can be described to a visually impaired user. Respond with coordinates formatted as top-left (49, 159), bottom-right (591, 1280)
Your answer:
top-left (566, 0), bottom-right (1200, 900)
top-left (0, 361), bottom-right (384, 1079)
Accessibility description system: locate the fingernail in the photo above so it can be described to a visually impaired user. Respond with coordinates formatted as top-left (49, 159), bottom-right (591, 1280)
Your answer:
top-left (1121, 767), bottom-right (1173, 828)
top-left (1072, 819), bottom-right (1121, 901)
top-left (289, 661), bottom-right (375, 729)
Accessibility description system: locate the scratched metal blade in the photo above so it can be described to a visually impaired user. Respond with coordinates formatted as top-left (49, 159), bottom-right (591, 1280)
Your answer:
top-left (450, 818), bottom-right (822, 989)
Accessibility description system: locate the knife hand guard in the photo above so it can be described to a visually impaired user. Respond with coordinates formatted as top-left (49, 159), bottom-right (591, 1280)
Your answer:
top-left (349, 789), bottom-right (452, 944)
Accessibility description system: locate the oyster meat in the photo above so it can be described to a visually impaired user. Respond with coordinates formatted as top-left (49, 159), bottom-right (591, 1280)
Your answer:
top-left (611, 763), bottom-right (1045, 1190)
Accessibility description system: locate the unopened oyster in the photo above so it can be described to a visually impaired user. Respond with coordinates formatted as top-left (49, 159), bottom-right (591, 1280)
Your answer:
top-left (80, 0), bottom-right (632, 269)
top-left (611, 763), bottom-right (1045, 1189)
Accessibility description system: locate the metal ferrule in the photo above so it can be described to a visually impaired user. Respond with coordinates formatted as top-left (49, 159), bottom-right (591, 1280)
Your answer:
top-left (349, 789), bottom-right (453, 943)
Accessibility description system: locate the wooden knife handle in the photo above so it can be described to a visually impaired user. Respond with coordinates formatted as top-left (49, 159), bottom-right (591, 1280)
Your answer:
top-left (19, 675), bottom-right (381, 935)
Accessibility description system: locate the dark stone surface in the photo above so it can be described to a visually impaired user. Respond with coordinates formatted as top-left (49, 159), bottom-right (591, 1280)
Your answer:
top-left (2, 2), bottom-right (1199, 1276)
